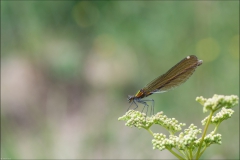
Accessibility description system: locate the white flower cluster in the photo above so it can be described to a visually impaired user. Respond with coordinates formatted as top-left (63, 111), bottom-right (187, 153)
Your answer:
top-left (153, 112), bottom-right (185, 134)
top-left (196, 94), bottom-right (238, 113)
top-left (118, 110), bottom-right (153, 129)
top-left (201, 107), bottom-right (234, 125)
top-left (177, 124), bottom-right (202, 150)
top-left (152, 124), bottom-right (202, 151)
top-left (119, 95), bottom-right (235, 157)
top-left (203, 131), bottom-right (222, 145)
top-left (118, 110), bottom-right (185, 131)
top-left (152, 133), bottom-right (173, 151)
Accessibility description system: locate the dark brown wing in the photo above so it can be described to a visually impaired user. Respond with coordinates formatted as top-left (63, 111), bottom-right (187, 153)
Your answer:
top-left (142, 55), bottom-right (202, 94)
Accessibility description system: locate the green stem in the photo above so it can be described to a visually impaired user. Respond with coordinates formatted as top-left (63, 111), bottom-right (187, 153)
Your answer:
top-left (184, 149), bottom-right (190, 160)
top-left (196, 110), bottom-right (214, 159)
top-left (189, 148), bottom-right (193, 159)
top-left (167, 148), bottom-right (185, 160)
top-left (146, 128), bottom-right (154, 137)
top-left (179, 150), bottom-right (186, 159)
top-left (213, 123), bottom-right (220, 134)
top-left (199, 144), bottom-right (208, 158)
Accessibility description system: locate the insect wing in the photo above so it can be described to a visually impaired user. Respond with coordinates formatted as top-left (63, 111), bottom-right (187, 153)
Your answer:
top-left (143, 55), bottom-right (202, 93)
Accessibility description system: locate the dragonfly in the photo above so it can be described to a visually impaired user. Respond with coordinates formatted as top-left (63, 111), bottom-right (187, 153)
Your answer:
top-left (127, 55), bottom-right (203, 115)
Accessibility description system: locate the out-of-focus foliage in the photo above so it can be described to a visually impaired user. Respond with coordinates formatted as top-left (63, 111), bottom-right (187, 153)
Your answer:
top-left (1, 1), bottom-right (239, 159)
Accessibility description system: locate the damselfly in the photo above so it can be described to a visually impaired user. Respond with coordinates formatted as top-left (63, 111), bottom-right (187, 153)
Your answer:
top-left (127, 55), bottom-right (203, 115)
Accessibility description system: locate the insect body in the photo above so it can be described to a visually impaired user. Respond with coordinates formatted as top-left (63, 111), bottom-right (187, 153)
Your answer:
top-left (128, 55), bottom-right (203, 115)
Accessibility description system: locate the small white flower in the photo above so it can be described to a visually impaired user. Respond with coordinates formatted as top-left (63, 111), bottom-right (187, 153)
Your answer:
top-left (196, 95), bottom-right (238, 113)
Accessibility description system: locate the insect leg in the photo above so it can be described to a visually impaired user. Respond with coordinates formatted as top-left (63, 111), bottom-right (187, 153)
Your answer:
top-left (136, 100), bottom-right (148, 116)
top-left (139, 99), bottom-right (154, 115)
top-left (132, 100), bottom-right (139, 110)
top-left (127, 101), bottom-right (133, 111)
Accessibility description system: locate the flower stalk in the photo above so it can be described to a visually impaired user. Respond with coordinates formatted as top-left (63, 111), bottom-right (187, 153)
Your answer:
top-left (118, 94), bottom-right (238, 159)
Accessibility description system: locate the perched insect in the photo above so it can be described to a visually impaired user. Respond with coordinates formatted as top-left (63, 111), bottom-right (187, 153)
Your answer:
top-left (127, 55), bottom-right (203, 115)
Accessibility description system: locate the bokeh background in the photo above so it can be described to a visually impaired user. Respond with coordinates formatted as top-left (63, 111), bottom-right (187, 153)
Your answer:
top-left (1, 1), bottom-right (239, 159)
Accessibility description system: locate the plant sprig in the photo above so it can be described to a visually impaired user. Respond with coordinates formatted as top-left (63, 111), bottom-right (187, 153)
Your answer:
top-left (118, 94), bottom-right (238, 159)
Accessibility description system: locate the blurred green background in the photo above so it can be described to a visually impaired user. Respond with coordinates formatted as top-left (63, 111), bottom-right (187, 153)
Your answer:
top-left (1, 1), bottom-right (239, 159)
